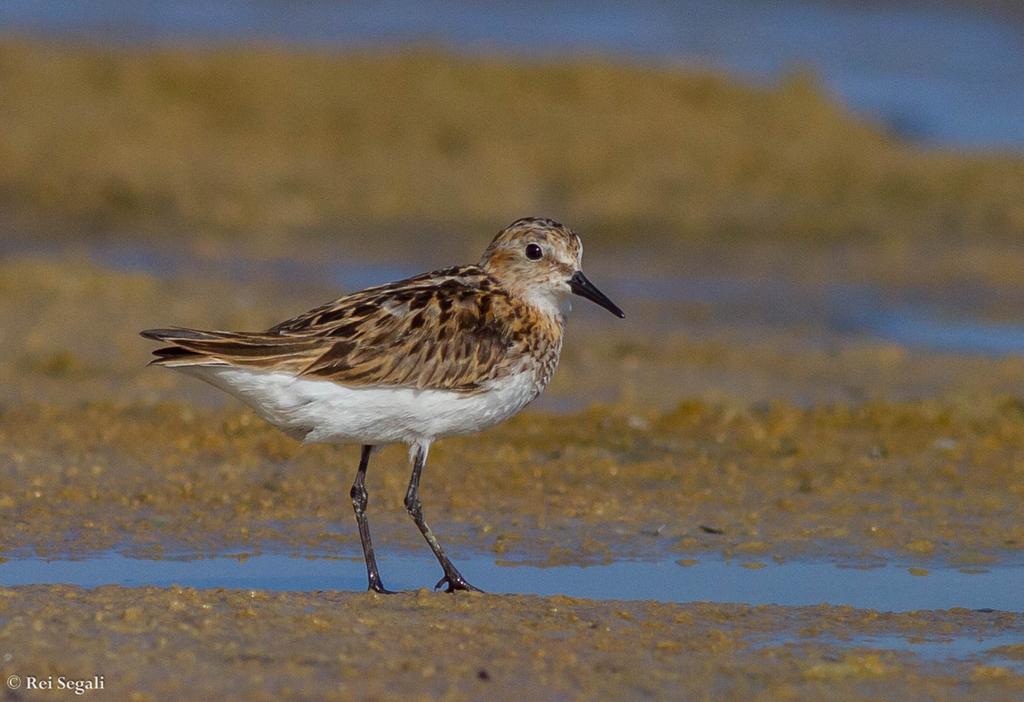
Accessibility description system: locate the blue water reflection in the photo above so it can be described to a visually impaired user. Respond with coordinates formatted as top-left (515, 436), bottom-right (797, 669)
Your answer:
top-left (1, 552), bottom-right (1021, 612)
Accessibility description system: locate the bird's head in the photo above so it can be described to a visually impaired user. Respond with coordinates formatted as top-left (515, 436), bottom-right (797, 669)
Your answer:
top-left (480, 217), bottom-right (624, 320)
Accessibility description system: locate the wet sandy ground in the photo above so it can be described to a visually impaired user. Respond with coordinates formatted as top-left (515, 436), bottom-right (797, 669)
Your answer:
top-left (2, 242), bottom-right (1024, 698)
top-left (1, 398), bottom-right (1023, 566)
top-left (4, 227), bottom-right (1024, 702)
top-left (1, 586), bottom-right (1022, 701)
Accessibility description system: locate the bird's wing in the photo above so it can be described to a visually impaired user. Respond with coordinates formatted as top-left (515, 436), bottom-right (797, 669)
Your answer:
top-left (142, 266), bottom-right (527, 392)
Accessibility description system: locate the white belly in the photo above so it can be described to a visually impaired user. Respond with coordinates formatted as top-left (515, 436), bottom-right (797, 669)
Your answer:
top-left (180, 365), bottom-right (541, 445)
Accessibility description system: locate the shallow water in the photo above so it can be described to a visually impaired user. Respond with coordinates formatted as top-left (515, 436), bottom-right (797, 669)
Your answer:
top-left (2, 551), bottom-right (1021, 613)
top-left (834, 300), bottom-right (1024, 356)
top-left (4, 0), bottom-right (1022, 149)
top-left (759, 631), bottom-right (1024, 675)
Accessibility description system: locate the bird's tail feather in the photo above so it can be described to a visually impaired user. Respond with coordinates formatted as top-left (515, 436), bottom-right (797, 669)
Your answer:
top-left (140, 327), bottom-right (320, 369)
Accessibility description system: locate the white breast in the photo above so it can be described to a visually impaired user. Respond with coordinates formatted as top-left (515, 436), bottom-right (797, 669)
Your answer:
top-left (180, 365), bottom-right (541, 446)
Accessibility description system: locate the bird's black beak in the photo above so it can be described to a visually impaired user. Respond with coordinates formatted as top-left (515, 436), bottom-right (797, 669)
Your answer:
top-left (569, 271), bottom-right (625, 318)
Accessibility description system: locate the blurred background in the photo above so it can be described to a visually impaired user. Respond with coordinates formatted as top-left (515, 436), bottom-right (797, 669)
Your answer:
top-left (4, 8), bottom-right (1024, 690)
top-left (1, 0), bottom-right (1023, 411)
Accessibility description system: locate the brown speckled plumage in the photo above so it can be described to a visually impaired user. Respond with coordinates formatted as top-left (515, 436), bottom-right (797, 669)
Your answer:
top-left (142, 218), bottom-right (578, 395)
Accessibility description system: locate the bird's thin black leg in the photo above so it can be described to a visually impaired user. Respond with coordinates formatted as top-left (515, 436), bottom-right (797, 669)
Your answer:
top-left (350, 445), bottom-right (394, 593)
top-left (404, 444), bottom-right (483, 593)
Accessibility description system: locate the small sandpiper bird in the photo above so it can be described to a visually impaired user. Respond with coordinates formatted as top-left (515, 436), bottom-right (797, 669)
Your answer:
top-left (142, 217), bottom-right (623, 592)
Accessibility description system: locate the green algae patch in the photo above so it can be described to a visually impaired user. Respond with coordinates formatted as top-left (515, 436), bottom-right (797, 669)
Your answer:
top-left (0, 586), bottom-right (1019, 701)
top-left (1, 398), bottom-right (1022, 564)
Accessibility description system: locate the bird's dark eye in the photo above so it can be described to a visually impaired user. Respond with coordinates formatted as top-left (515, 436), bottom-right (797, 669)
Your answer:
top-left (525, 243), bottom-right (543, 260)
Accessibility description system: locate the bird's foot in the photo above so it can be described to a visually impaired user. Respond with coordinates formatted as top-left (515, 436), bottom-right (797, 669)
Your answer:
top-left (368, 580), bottom-right (397, 594)
top-left (435, 572), bottom-right (484, 593)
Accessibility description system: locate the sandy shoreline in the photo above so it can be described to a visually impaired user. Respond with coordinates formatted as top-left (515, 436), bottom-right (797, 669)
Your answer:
top-left (0, 586), bottom-right (1020, 701)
